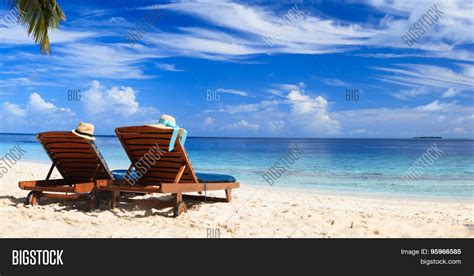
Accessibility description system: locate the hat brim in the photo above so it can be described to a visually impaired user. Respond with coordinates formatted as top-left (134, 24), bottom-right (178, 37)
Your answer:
top-left (146, 124), bottom-right (174, 130)
top-left (72, 130), bottom-right (96, 140)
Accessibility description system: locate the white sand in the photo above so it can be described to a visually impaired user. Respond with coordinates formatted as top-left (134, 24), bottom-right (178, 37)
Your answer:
top-left (0, 161), bottom-right (472, 238)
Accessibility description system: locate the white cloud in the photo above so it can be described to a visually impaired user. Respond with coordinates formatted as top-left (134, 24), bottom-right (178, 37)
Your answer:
top-left (453, 127), bottom-right (465, 134)
top-left (206, 83), bottom-right (340, 136)
top-left (0, 80), bottom-right (164, 133)
top-left (51, 43), bottom-right (161, 79)
top-left (216, 88), bottom-right (249, 97)
top-left (392, 87), bottom-right (431, 101)
top-left (29, 93), bottom-right (56, 111)
top-left (376, 63), bottom-right (474, 100)
top-left (107, 86), bottom-right (139, 115)
top-left (139, 2), bottom-right (374, 60)
top-left (334, 100), bottom-right (474, 137)
top-left (230, 119), bottom-right (260, 131)
top-left (2, 101), bottom-right (25, 116)
top-left (212, 100), bottom-right (277, 114)
top-left (0, 77), bottom-right (48, 88)
top-left (323, 78), bottom-right (349, 87)
top-left (415, 100), bottom-right (455, 112)
top-left (0, 20), bottom-right (99, 46)
top-left (156, 63), bottom-right (185, 72)
top-left (0, 92), bottom-right (75, 130)
top-left (145, 28), bottom-right (259, 60)
top-left (136, 1), bottom-right (473, 61)
top-left (266, 120), bottom-right (285, 133)
top-left (273, 83), bottom-right (305, 91)
top-left (79, 80), bottom-right (161, 132)
top-left (28, 93), bottom-right (75, 115)
top-left (364, 0), bottom-right (474, 61)
top-left (286, 90), bottom-right (340, 134)
top-left (203, 116), bottom-right (215, 126)
top-left (442, 88), bottom-right (464, 98)
top-left (83, 80), bottom-right (141, 117)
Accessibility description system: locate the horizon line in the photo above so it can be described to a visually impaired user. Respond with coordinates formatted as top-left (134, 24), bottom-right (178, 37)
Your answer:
top-left (0, 132), bottom-right (472, 140)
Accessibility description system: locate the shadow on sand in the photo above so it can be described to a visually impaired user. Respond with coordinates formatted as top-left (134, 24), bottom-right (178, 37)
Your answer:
top-left (0, 194), bottom-right (225, 218)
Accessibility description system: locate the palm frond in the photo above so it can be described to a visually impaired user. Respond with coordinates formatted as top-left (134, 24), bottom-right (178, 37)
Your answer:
top-left (10, 0), bottom-right (66, 55)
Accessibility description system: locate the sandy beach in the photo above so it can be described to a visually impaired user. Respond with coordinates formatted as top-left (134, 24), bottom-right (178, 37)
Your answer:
top-left (0, 161), bottom-right (472, 238)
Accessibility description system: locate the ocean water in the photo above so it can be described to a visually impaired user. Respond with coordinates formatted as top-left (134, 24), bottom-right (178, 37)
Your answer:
top-left (1, 133), bottom-right (473, 199)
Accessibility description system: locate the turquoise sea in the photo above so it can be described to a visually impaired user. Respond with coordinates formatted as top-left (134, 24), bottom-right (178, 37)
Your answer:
top-left (1, 133), bottom-right (473, 199)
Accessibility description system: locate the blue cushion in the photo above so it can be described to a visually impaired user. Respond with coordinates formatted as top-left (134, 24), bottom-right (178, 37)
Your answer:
top-left (196, 172), bottom-right (236, 183)
top-left (112, 169), bottom-right (140, 180)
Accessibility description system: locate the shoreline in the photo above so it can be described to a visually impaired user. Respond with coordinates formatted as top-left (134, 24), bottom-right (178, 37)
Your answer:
top-left (13, 161), bottom-right (474, 204)
top-left (0, 161), bottom-right (472, 238)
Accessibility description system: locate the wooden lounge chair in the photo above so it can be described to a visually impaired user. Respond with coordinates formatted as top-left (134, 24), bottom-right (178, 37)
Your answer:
top-left (18, 131), bottom-right (113, 208)
top-left (97, 126), bottom-right (240, 217)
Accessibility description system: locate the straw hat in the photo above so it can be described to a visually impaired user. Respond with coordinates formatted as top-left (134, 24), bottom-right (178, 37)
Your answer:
top-left (147, 114), bottom-right (177, 129)
top-left (72, 122), bottom-right (96, 140)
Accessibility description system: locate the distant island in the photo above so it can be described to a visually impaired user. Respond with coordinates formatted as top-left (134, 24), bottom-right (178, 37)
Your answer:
top-left (414, 136), bottom-right (442, 139)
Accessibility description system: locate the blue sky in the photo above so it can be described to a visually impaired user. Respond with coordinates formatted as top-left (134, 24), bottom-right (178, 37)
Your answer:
top-left (0, 0), bottom-right (472, 138)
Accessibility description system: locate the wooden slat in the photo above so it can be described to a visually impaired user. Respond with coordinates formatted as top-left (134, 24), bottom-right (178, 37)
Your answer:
top-left (116, 126), bottom-right (174, 134)
top-left (160, 182), bottom-right (240, 193)
top-left (46, 143), bottom-right (91, 149)
top-left (59, 163), bottom-right (100, 169)
top-left (43, 148), bottom-right (94, 154)
top-left (122, 138), bottom-right (172, 145)
top-left (19, 132), bottom-right (114, 200)
top-left (129, 154), bottom-right (169, 162)
top-left (129, 150), bottom-right (177, 157)
top-left (52, 153), bottom-right (96, 159)
top-left (63, 170), bottom-right (95, 176)
top-left (174, 165), bottom-right (186, 183)
top-left (41, 193), bottom-right (86, 200)
top-left (39, 132), bottom-right (81, 138)
top-left (99, 185), bottom-right (162, 193)
top-left (114, 126), bottom-right (201, 190)
top-left (20, 182), bottom-right (95, 193)
top-left (73, 183), bottom-right (95, 193)
top-left (41, 137), bottom-right (88, 143)
top-left (182, 194), bottom-right (228, 203)
top-left (174, 139), bottom-right (199, 183)
top-left (20, 186), bottom-right (75, 193)
top-left (19, 179), bottom-right (69, 188)
top-left (135, 177), bottom-right (194, 185)
top-left (52, 158), bottom-right (98, 163)
top-left (121, 133), bottom-right (172, 140)
top-left (147, 167), bottom-right (187, 173)
top-left (126, 145), bottom-right (170, 151)
top-left (70, 168), bottom-right (107, 173)
top-left (55, 160), bottom-right (99, 165)
top-left (138, 176), bottom-right (176, 182)
top-left (142, 171), bottom-right (189, 179)
top-left (142, 161), bottom-right (184, 168)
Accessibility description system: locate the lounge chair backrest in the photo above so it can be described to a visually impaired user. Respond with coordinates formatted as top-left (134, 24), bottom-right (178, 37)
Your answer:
top-left (115, 126), bottom-right (198, 185)
top-left (37, 131), bottom-right (113, 181)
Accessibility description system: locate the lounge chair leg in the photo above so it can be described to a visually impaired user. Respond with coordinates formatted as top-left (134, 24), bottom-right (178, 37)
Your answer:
top-left (173, 193), bottom-right (183, 203)
top-left (172, 193), bottom-right (186, 217)
top-left (225, 189), bottom-right (232, 202)
top-left (26, 191), bottom-right (42, 206)
top-left (109, 191), bottom-right (120, 210)
top-left (87, 193), bottom-right (99, 211)
top-left (173, 201), bottom-right (187, 217)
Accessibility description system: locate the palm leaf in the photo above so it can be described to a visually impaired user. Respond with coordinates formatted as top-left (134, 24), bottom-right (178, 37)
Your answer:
top-left (10, 0), bottom-right (65, 55)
